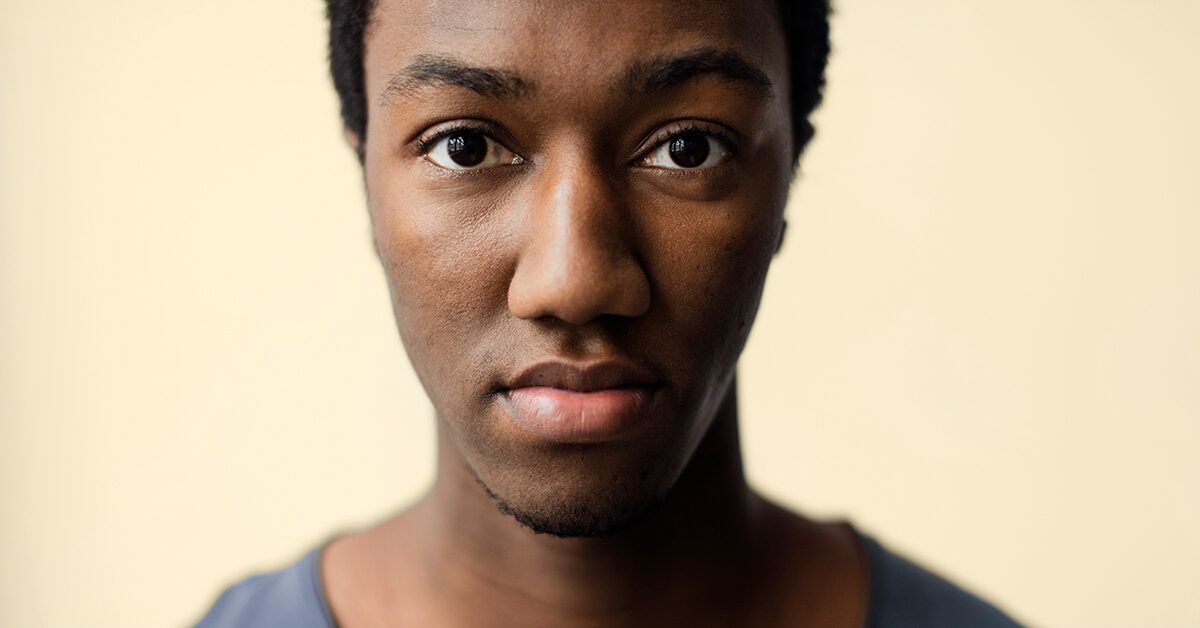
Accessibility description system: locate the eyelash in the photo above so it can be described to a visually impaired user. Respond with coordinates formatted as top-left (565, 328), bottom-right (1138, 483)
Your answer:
top-left (414, 122), bottom-right (501, 155)
top-left (412, 121), bottom-right (740, 166)
top-left (638, 122), bottom-right (740, 164)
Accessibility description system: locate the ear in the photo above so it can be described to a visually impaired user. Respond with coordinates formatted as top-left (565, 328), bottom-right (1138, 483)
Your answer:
top-left (773, 218), bottom-right (788, 256)
top-left (343, 127), bottom-right (363, 158)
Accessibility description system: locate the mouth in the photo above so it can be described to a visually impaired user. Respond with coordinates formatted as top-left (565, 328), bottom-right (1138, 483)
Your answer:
top-left (494, 359), bottom-right (664, 443)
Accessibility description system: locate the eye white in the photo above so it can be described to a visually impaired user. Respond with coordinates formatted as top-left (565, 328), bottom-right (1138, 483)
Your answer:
top-left (643, 134), bottom-right (729, 169)
top-left (424, 132), bottom-right (522, 170)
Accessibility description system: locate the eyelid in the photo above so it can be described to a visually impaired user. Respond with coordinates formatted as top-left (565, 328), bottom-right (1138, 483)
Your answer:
top-left (415, 121), bottom-right (494, 153)
top-left (413, 120), bottom-right (525, 166)
top-left (634, 121), bottom-right (741, 167)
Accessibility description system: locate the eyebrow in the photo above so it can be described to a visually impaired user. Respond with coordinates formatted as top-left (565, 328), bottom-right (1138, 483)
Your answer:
top-left (622, 47), bottom-right (775, 100)
top-left (379, 47), bottom-right (774, 106)
top-left (381, 54), bottom-right (533, 105)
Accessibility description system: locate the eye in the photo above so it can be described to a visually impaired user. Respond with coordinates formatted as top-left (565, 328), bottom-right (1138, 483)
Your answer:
top-left (642, 131), bottom-right (730, 170)
top-left (423, 129), bottom-right (523, 170)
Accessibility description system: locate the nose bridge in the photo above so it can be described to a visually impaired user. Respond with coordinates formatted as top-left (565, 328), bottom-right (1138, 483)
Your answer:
top-left (507, 148), bottom-right (650, 325)
top-left (543, 154), bottom-right (619, 264)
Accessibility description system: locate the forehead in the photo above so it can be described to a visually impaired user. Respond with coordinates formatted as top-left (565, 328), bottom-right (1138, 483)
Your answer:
top-left (363, 0), bottom-right (788, 113)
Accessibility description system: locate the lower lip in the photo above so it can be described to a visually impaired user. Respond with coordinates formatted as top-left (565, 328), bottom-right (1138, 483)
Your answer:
top-left (499, 386), bottom-right (659, 443)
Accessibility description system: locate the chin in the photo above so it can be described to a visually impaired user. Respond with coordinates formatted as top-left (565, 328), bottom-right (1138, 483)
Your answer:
top-left (471, 462), bottom-right (675, 538)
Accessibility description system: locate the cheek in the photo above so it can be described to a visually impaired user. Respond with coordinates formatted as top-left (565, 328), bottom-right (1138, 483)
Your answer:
top-left (368, 180), bottom-right (514, 405)
top-left (641, 196), bottom-right (782, 371)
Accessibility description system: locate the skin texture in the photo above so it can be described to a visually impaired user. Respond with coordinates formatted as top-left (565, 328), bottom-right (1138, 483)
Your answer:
top-left (322, 1), bottom-right (867, 626)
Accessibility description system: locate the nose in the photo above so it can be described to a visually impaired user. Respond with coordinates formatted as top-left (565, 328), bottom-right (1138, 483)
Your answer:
top-left (507, 154), bottom-right (651, 326)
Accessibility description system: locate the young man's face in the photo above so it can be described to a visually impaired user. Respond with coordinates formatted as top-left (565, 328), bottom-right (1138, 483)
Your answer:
top-left (360, 0), bottom-right (793, 536)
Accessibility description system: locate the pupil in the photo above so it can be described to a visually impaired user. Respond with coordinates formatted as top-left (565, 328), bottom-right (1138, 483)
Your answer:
top-left (668, 133), bottom-right (710, 168)
top-left (446, 132), bottom-right (488, 167)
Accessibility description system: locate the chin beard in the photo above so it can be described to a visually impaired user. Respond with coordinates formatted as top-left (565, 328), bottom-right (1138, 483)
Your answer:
top-left (471, 471), bottom-right (672, 538)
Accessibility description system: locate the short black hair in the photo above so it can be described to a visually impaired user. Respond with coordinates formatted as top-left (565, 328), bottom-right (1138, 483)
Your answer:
top-left (325, 0), bottom-right (831, 166)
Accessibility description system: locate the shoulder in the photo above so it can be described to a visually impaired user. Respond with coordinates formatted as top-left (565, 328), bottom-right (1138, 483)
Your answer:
top-left (856, 530), bottom-right (1024, 628)
top-left (194, 548), bottom-right (334, 628)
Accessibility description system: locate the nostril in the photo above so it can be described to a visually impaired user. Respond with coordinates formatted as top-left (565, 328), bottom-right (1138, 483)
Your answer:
top-left (507, 248), bottom-right (651, 324)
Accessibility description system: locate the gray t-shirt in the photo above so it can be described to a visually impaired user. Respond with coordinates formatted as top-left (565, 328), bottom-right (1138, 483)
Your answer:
top-left (195, 526), bottom-right (1023, 627)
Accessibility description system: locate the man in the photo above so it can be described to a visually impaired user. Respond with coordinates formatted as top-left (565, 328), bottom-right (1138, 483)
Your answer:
top-left (198, 1), bottom-right (1021, 625)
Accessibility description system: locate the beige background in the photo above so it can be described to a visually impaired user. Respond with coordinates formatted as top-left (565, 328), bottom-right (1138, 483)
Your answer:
top-left (2, 1), bottom-right (1198, 626)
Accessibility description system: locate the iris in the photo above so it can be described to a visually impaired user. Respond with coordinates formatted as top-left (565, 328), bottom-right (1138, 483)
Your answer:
top-left (668, 132), bottom-right (710, 168)
top-left (446, 131), bottom-right (489, 167)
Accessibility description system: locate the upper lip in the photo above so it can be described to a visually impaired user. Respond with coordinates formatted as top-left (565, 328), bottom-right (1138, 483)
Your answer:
top-left (501, 359), bottom-right (663, 393)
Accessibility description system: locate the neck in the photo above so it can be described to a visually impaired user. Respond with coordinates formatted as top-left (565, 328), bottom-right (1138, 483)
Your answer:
top-left (410, 375), bottom-right (767, 625)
